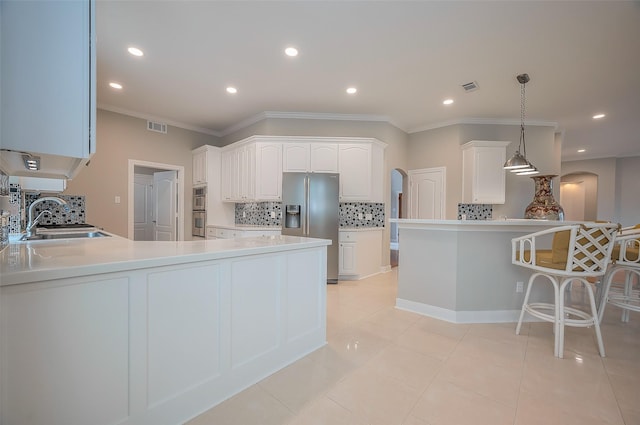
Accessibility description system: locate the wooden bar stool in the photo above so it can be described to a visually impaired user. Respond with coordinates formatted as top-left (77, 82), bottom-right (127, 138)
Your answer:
top-left (512, 223), bottom-right (620, 358)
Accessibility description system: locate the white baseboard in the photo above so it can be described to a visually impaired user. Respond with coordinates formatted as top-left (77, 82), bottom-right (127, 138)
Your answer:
top-left (395, 298), bottom-right (526, 324)
top-left (380, 265), bottom-right (392, 273)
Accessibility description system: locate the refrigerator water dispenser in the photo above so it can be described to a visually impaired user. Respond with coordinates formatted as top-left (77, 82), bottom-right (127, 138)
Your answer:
top-left (285, 205), bottom-right (301, 228)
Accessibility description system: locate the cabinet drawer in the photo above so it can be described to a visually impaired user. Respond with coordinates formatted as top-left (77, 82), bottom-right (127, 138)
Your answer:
top-left (339, 231), bottom-right (357, 242)
top-left (206, 228), bottom-right (216, 239)
top-left (215, 228), bottom-right (237, 239)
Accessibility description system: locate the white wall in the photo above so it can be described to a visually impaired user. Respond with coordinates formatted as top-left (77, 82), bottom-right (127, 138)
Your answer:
top-left (615, 157), bottom-right (640, 226)
top-left (407, 123), bottom-right (558, 220)
top-left (561, 157), bottom-right (617, 222)
top-left (65, 109), bottom-right (219, 238)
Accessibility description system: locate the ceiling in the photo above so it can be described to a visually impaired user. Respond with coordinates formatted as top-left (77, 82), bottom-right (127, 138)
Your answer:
top-left (96, 1), bottom-right (640, 162)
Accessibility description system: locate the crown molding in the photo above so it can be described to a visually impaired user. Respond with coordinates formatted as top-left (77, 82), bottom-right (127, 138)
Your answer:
top-left (219, 111), bottom-right (406, 136)
top-left (408, 117), bottom-right (558, 134)
top-left (97, 104), bottom-right (222, 137)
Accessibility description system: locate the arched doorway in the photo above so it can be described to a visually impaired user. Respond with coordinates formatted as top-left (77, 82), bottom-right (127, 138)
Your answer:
top-left (390, 168), bottom-right (408, 267)
top-left (560, 172), bottom-right (598, 221)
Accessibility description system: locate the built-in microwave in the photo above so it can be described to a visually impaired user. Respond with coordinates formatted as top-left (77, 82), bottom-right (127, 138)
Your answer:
top-left (192, 211), bottom-right (206, 237)
top-left (193, 187), bottom-right (206, 211)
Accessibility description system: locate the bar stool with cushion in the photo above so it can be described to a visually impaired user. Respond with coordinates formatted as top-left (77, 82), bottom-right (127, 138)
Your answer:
top-left (512, 222), bottom-right (619, 358)
top-left (597, 226), bottom-right (640, 323)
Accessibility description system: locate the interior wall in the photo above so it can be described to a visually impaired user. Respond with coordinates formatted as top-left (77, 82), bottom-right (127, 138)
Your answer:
top-left (64, 109), bottom-right (219, 238)
top-left (614, 156), bottom-right (640, 226)
top-left (407, 123), bottom-right (558, 220)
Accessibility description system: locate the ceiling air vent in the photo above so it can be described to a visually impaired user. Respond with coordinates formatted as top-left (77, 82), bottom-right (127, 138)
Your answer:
top-left (461, 81), bottom-right (479, 92)
top-left (147, 120), bottom-right (167, 134)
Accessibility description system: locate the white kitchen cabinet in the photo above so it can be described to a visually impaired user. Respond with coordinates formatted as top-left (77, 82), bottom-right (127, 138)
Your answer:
top-left (0, 0), bottom-right (95, 179)
top-left (282, 143), bottom-right (310, 172)
top-left (221, 149), bottom-right (236, 201)
top-left (282, 142), bottom-right (338, 173)
top-left (310, 143), bottom-right (338, 172)
top-left (338, 228), bottom-right (383, 280)
top-left (338, 143), bottom-right (384, 202)
top-left (192, 149), bottom-right (207, 186)
top-left (461, 141), bottom-right (510, 204)
top-left (255, 142), bottom-right (282, 200)
top-left (339, 144), bottom-right (372, 201)
top-left (222, 144), bottom-right (256, 202)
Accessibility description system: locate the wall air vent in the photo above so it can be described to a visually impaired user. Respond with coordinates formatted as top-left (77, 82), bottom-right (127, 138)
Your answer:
top-left (461, 81), bottom-right (479, 92)
top-left (147, 120), bottom-right (167, 134)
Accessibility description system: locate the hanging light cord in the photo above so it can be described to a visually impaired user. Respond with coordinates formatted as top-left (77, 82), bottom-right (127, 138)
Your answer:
top-left (520, 80), bottom-right (526, 158)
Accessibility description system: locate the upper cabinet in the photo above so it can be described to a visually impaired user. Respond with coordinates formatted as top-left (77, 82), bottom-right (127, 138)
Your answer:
top-left (461, 140), bottom-right (510, 204)
top-left (192, 149), bottom-right (208, 186)
top-left (222, 136), bottom-right (386, 203)
top-left (0, 0), bottom-right (96, 179)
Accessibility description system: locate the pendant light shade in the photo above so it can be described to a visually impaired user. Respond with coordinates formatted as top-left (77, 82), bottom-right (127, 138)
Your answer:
top-left (504, 73), bottom-right (539, 175)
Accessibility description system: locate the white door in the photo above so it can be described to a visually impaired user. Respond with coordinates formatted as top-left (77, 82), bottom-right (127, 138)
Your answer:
top-left (153, 170), bottom-right (177, 241)
top-left (408, 167), bottom-right (445, 219)
top-left (133, 174), bottom-right (154, 240)
top-left (560, 181), bottom-right (586, 221)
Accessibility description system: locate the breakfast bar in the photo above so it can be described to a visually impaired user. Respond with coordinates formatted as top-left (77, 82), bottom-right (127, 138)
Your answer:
top-left (391, 219), bottom-right (573, 323)
top-left (1, 235), bottom-right (329, 425)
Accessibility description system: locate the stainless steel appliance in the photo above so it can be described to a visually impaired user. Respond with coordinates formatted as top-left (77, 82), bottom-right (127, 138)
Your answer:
top-left (192, 211), bottom-right (206, 237)
top-left (193, 186), bottom-right (206, 211)
top-left (192, 186), bottom-right (206, 237)
top-left (282, 172), bottom-right (339, 283)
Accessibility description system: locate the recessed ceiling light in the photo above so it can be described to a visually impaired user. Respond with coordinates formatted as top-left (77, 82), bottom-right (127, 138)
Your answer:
top-left (127, 47), bottom-right (144, 57)
top-left (109, 82), bottom-right (123, 90)
top-left (346, 87), bottom-right (357, 94)
top-left (593, 113), bottom-right (606, 119)
top-left (578, 149), bottom-right (586, 153)
top-left (284, 47), bottom-right (298, 57)
top-left (226, 87), bottom-right (238, 94)
top-left (443, 99), bottom-right (454, 105)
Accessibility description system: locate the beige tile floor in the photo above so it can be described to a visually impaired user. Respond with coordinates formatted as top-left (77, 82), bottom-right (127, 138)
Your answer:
top-left (188, 269), bottom-right (640, 425)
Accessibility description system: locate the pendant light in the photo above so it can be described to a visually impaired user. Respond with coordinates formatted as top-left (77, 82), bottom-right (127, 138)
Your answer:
top-left (504, 73), bottom-right (539, 175)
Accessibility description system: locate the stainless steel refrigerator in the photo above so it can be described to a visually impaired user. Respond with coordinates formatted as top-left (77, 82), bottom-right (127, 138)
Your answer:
top-left (282, 172), bottom-right (339, 284)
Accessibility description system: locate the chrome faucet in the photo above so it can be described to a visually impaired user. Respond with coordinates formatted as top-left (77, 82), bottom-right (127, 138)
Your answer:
top-left (25, 197), bottom-right (70, 237)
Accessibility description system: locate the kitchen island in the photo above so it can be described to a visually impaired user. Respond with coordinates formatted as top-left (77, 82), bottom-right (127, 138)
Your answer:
top-left (391, 219), bottom-right (573, 323)
top-left (1, 235), bottom-right (330, 425)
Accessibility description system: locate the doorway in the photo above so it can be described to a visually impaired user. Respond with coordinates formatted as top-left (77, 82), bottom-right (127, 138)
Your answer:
top-left (128, 160), bottom-right (185, 241)
top-left (560, 172), bottom-right (598, 221)
top-left (390, 168), bottom-right (407, 267)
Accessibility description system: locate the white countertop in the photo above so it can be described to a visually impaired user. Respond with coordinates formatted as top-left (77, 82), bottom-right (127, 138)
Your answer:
top-left (390, 218), bottom-right (584, 232)
top-left (1, 235), bottom-right (331, 287)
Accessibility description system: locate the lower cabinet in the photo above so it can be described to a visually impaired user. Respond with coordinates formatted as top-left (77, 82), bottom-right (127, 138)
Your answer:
top-left (207, 225), bottom-right (281, 240)
top-left (338, 228), bottom-right (383, 280)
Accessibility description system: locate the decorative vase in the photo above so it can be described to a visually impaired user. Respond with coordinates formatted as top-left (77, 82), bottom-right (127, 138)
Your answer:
top-left (524, 175), bottom-right (565, 220)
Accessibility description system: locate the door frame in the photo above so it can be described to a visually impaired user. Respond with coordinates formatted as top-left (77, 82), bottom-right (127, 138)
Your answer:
top-left (127, 159), bottom-right (185, 241)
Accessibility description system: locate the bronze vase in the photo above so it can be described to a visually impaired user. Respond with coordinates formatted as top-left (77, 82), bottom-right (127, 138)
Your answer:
top-left (524, 175), bottom-right (565, 220)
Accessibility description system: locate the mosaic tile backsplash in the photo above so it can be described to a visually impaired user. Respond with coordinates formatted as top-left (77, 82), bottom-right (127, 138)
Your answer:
top-left (457, 203), bottom-right (493, 220)
top-left (235, 202), bottom-right (385, 227)
top-left (24, 193), bottom-right (86, 226)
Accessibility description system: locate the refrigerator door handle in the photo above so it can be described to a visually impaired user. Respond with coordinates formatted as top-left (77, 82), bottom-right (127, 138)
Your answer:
top-left (305, 175), bottom-right (311, 235)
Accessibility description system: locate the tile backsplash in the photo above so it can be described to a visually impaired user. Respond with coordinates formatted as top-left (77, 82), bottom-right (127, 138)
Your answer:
top-left (24, 193), bottom-right (86, 226)
top-left (457, 203), bottom-right (493, 220)
top-left (235, 202), bottom-right (385, 227)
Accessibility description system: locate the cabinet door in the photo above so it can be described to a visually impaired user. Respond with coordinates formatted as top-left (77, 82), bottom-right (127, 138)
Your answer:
top-left (339, 242), bottom-right (357, 275)
top-left (282, 143), bottom-right (310, 172)
top-left (461, 142), bottom-right (507, 204)
top-left (338, 144), bottom-right (372, 201)
top-left (221, 150), bottom-right (236, 201)
top-left (1, 0), bottom-right (95, 158)
top-left (310, 143), bottom-right (338, 172)
top-left (239, 145), bottom-right (256, 201)
top-left (192, 150), bottom-right (207, 185)
top-left (255, 143), bottom-right (282, 200)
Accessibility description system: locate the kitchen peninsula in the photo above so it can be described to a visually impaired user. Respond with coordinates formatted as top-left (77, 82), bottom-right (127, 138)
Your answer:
top-left (1, 235), bottom-right (329, 425)
top-left (391, 219), bottom-right (573, 323)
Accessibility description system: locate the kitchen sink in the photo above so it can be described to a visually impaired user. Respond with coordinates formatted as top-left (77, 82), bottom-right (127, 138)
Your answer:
top-left (20, 231), bottom-right (110, 241)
